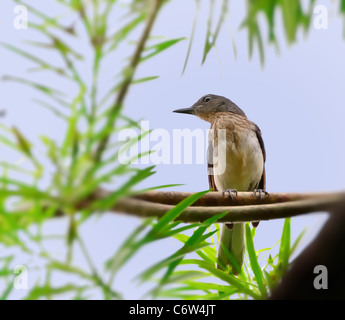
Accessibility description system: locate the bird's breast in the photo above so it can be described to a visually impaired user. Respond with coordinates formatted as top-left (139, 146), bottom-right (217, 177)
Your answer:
top-left (210, 125), bottom-right (264, 192)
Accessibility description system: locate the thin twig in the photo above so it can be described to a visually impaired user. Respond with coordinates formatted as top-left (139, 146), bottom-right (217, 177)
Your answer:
top-left (94, 0), bottom-right (162, 161)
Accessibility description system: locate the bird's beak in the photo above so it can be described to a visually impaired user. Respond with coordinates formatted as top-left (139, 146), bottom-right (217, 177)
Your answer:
top-left (173, 107), bottom-right (195, 115)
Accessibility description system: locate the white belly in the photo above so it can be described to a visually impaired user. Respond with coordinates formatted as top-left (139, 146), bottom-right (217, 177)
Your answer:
top-left (212, 129), bottom-right (264, 191)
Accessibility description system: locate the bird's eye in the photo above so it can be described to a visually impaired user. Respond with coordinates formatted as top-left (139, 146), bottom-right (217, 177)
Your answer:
top-left (203, 96), bottom-right (212, 103)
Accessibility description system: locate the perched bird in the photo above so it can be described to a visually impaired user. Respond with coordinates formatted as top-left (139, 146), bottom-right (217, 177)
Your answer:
top-left (174, 94), bottom-right (266, 273)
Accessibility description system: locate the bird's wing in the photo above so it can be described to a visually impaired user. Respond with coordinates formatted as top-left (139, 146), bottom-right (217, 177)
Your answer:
top-left (207, 138), bottom-right (218, 191)
top-left (208, 164), bottom-right (218, 191)
top-left (254, 125), bottom-right (266, 190)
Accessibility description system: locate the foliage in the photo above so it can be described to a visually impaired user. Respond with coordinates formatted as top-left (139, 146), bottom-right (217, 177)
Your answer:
top-left (0, 0), bottom-right (340, 299)
top-left (136, 218), bottom-right (306, 300)
top-left (0, 0), bottom-right (176, 299)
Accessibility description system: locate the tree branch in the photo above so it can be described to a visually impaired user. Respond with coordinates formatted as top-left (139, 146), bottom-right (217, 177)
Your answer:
top-left (90, 189), bottom-right (345, 223)
top-left (132, 190), bottom-right (341, 206)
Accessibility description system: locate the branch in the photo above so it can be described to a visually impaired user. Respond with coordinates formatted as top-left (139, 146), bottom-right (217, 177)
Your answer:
top-left (90, 190), bottom-right (345, 223)
top-left (132, 190), bottom-right (339, 206)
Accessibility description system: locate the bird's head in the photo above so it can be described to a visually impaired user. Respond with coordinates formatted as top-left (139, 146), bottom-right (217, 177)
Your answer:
top-left (173, 94), bottom-right (246, 122)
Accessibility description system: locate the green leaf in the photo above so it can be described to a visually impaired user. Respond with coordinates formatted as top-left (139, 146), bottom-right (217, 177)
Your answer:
top-left (278, 218), bottom-right (291, 273)
top-left (0, 43), bottom-right (67, 76)
top-left (342, 0), bottom-right (345, 13)
top-left (163, 270), bottom-right (209, 284)
top-left (181, 259), bottom-right (261, 299)
top-left (245, 223), bottom-right (267, 298)
top-left (2, 75), bottom-right (69, 108)
top-left (141, 211), bottom-right (228, 296)
top-left (105, 218), bottom-right (156, 275)
top-left (0, 135), bottom-right (19, 151)
top-left (138, 242), bottom-right (211, 284)
top-left (95, 166), bottom-right (156, 211)
top-left (11, 127), bottom-right (32, 157)
top-left (26, 36), bottom-right (83, 61)
top-left (290, 226), bottom-right (307, 256)
top-left (47, 260), bottom-right (93, 281)
top-left (219, 242), bottom-right (243, 275)
top-left (132, 76), bottom-right (159, 84)
top-left (0, 162), bottom-right (35, 176)
top-left (151, 190), bottom-right (209, 233)
top-left (201, 0), bottom-right (228, 64)
top-left (263, 270), bottom-right (276, 291)
top-left (280, 0), bottom-right (300, 43)
top-left (182, 0), bottom-right (200, 75)
top-left (32, 99), bottom-right (69, 121)
top-left (0, 281), bottom-right (14, 300)
top-left (141, 38), bottom-right (186, 62)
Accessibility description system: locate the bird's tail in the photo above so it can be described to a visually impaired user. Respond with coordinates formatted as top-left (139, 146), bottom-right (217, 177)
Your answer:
top-left (217, 223), bottom-right (245, 273)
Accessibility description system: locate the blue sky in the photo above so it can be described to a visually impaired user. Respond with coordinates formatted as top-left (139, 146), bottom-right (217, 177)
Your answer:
top-left (1, 0), bottom-right (345, 299)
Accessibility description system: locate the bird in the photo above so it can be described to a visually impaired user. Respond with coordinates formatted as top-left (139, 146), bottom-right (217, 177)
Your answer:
top-left (173, 94), bottom-right (266, 273)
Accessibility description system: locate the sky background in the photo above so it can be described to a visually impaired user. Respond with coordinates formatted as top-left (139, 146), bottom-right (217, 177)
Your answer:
top-left (1, 0), bottom-right (345, 299)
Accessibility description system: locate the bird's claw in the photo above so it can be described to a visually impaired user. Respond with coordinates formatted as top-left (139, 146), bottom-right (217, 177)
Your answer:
top-left (253, 189), bottom-right (269, 200)
top-left (222, 189), bottom-right (238, 200)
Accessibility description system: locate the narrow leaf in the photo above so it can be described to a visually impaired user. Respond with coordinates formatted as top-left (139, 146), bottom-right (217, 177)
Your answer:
top-left (245, 223), bottom-right (267, 298)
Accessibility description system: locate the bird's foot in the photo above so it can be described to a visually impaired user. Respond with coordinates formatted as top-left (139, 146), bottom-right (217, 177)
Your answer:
top-left (252, 189), bottom-right (268, 228)
top-left (225, 223), bottom-right (234, 230)
top-left (222, 190), bottom-right (237, 230)
top-left (222, 189), bottom-right (238, 200)
top-left (252, 221), bottom-right (260, 228)
top-left (253, 189), bottom-right (269, 200)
